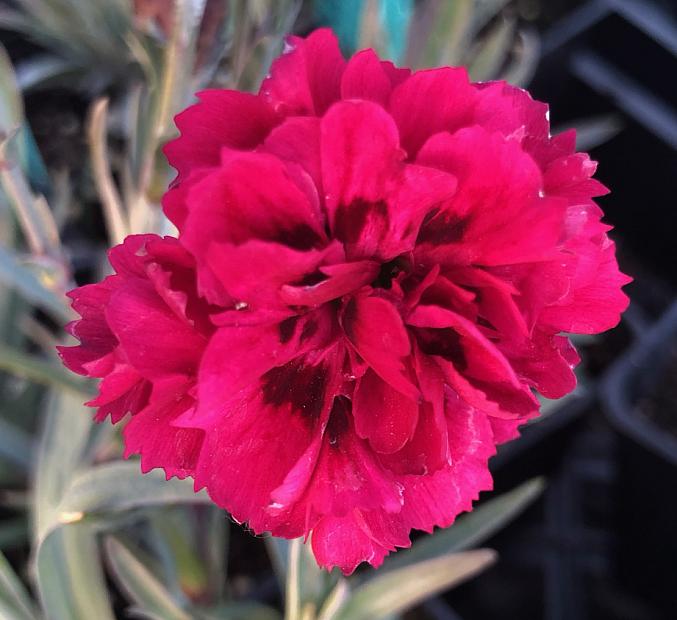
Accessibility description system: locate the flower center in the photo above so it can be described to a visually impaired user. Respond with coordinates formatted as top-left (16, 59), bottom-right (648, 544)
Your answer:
top-left (371, 255), bottom-right (411, 290)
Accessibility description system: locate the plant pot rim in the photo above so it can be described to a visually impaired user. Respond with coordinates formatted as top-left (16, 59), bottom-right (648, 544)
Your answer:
top-left (601, 300), bottom-right (677, 464)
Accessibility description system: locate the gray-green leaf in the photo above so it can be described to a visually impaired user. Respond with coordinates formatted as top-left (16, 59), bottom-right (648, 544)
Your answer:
top-left (381, 477), bottom-right (544, 572)
top-left (333, 549), bottom-right (496, 620)
top-left (0, 549), bottom-right (37, 620)
top-left (35, 525), bottom-right (115, 620)
top-left (104, 537), bottom-right (191, 620)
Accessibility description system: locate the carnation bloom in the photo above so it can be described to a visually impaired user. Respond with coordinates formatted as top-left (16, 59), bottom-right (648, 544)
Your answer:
top-left (60, 29), bottom-right (630, 573)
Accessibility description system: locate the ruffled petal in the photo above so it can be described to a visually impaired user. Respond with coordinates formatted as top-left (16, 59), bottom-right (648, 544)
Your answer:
top-left (378, 345), bottom-right (449, 475)
top-left (400, 392), bottom-right (495, 531)
top-left (187, 322), bottom-right (342, 532)
top-left (353, 368), bottom-right (419, 454)
top-left (343, 295), bottom-right (418, 399)
top-left (340, 49), bottom-right (393, 106)
top-left (416, 127), bottom-right (566, 267)
top-left (105, 278), bottom-right (206, 378)
top-left (58, 280), bottom-right (117, 376)
top-left (321, 100), bottom-right (457, 261)
top-left (501, 330), bottom-right (579, 399)
top-left (472, 81), bottom-right (549, 160)
top-left (311, 508), bottom-right (411, 574)
top-left (409, 304), bottom-right (538, 418)
top-left (311, 393), bottom-right (496, 574)
top-left (260, 28), bottom-right (346, 116)
top-left (261, 117), bottom-right (323, 195)
top-left (540, 239), bottom-right (630, 333)
top-left (201, 239), bottom-right (344, 314)
top-left (181, 152), bottom-right (326, 250)
top-left (164, 90), bottom-right (278, 182)
top-left (280, 260), bottom-right (380, 307)
top-left (389, 67), bottom-right (477, 157)
top-left (123, 377), bottom-right (204, 479)
top-left (89, 369), bottom-right (150, 423)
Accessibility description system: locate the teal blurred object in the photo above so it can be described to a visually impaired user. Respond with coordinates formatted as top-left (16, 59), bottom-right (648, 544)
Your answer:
top-left (314, 0), bottom-right (413, 63)
top-left (314, 0), bottom-right (363, 53)
top-left (379, 0), bottom-right (413, 62)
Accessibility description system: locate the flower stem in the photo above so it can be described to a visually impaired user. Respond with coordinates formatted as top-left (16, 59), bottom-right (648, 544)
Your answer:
top-left (285, 538), bottom-right (303, 620)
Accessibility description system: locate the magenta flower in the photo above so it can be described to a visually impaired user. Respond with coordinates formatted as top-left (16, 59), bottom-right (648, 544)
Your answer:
top-left (60, 29), bottom-right (630, 574)
top-left (59, 234), bottom-right (211, 477)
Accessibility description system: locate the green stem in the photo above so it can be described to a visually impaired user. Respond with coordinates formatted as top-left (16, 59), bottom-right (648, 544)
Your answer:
top-left (285, 538), bottom-right (302, 620)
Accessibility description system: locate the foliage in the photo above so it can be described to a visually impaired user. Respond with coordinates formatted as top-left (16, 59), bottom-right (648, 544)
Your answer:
top-left (315, 0), bottom-right (541, 85)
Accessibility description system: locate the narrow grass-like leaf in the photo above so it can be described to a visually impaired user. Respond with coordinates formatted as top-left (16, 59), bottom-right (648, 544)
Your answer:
top-left (265, 536), bottom-right (289, 585)
top-left (467, 16), bottom-right (515, 81)
top-left (204, 507), bottom-right (229, 601)
top-left (410, 0), bottom-right (474, 68)
top-left (356, 0), bottom-right (413, 64)
top-left (557, 114), bottom-right (625, 151)
top-left (470, 0), bottom-right (512, 37)
top-left (0, 246), bottom-right (71, 324)
top-left (0, 43), bottom-right (49, 190)
top-left (31, 391), bottom-right (114, 620)
top-left (284, 538), bottom-right (303, 620)
top-left (381, 478), bottom-right (544, 572)
top-left (316, 579), bottom-right (350, 620)
top-left (0, 44), bottom-right (22, 137)
top-left (35, 525), bottom-right (115, 620)
top-left (284, 538), bottom-right (337, 620)
top-left (0, 343), bottom-right (91, 398)
top-left (15, 55), bottom-right (79, 92)
top-left (0, 152), bottom-right (60, 257)
top-left (0, 45), bottom-right (59, 257)
top-left (500, 28), bottom-right (540, 87)
top-left (334, 549), bottom-right (496, 620)
top-left (130, 0), bottom-right (201, 200)
top-left (104, 537), bottom-right (191, 620)
top-left (146, 508), bottom-right (210, 600)
top-left (87, 98), bottom-right (128, 245)
top-left (32, 390), bottom-right (94, 538)
top-left (0, 549), bottom-right (36, 620)
top-left (53, 462), bottom-right (210, 528)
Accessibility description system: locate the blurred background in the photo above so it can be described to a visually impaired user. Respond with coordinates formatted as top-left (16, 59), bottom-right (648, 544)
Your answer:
top-left (0, 1), bottom-right (676, 619)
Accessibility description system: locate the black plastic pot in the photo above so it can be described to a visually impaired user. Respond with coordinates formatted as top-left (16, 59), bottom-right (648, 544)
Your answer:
top-left (602, 300), bottom-right (677, 616)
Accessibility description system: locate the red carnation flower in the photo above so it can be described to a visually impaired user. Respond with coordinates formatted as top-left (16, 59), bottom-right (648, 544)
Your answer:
top-left (58, 234), bottom-right (211, 478)
top-left (61, 29), bottom-right (630, 573)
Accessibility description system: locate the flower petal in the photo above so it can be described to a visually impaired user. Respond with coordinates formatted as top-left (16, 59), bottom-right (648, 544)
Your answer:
top-left (105, 279), bottom-right (206, 378)
top-left (186, 318), bottom-right (340, 533)
top-left (181, 152), bottom-right (325, 250)
top-left (321, 100), bottom-right (456, 260)
top-left (409, 304), bottom-right (538, 418)
top-left (343, 295), bottom-right (419, 400)
top-left (353, 368), bottom-right (419, 454)
top-left (260, 28), bottom-right (346, 116)
top-left (280, 260), bottom-right (380, 307)
top-left (340, 49), bottom-right (393, 106)
top-left (261, 117), bottom-right (323, 195)
top-left (123, 377), bottom-right (204, 479)
top-left (416, 127), bottom-right (568, 266)
top-left (164, 90), bottom-right (278, 182)
top-left (389, 67), bottom-right (477, 157)
top-left (311, 508), bottom-right (410, 574)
